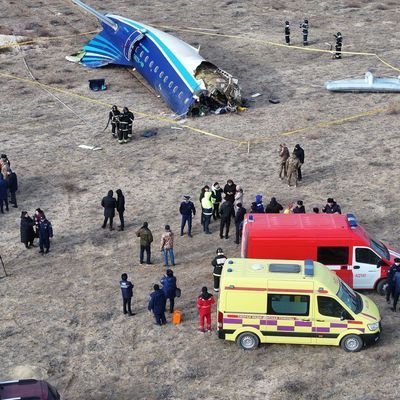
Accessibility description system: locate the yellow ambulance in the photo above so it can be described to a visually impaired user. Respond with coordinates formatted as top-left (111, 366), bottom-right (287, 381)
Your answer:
top-left (217, 258), bottom-right (381, 352)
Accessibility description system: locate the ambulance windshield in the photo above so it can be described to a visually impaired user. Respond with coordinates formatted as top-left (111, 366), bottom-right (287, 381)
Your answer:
top-left (370, 238), bottom-right (390, 260)
top-left (337, 281), bottom-right (362, 314)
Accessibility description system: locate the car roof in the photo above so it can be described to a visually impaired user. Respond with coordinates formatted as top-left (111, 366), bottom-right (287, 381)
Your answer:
top-left (0, 379), bottom-right (46, 400)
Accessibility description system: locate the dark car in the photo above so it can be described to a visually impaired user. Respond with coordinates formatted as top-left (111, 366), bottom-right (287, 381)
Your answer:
top-left (0, 379), bottom-right (60, 400)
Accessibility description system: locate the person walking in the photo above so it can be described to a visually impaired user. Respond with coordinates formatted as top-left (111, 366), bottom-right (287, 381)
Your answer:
top-left (300, 18), bottom-right (309, 46)
top-left (8, 169), bottom-right (18, 208)
top-left (279, 143), bottom-right (290, 179)
top-left (265, 197), bottom-right (283, 213)
top-left (148, 284), bottom-right (167, 325)
top-left (293, 200), bottom-right (306, 213)
top-left (211, 182), bottom-right (223, 220)
top-left (101, 190), bottom-right (117, 230)
top-left (0, 173), bottom-right (9, 213)
top-left (108, 105), bottom-right (120, 138)
top-left (197, 287), bottom-right (215, 333)
top-left (160, 224), bottom-right (175, 267)
top-left (179, 195), bottom-right (196, 237)
top-left (116, 189), bottom-right (125, 231)
top-left (387, 258), bottom-right (400, 304)
top-left (160, 269), bottom-right (177, 313)
top-left (136, 222), bottom-right (153, 264)
top-left (38, 217), bottom-right (53, 254)
top-left (201, 190), bottom-right (213, 234)
top-left (120, 273), bottom-right (135, 316)
top-left (284, 21), bottom-right (290, 45)
top-left (334, 32), bottom-right (343, 59)
top-left (322, 198), bottom-right (342, 214)
top-left (234, 203), bottom-right (246, 244)
top-left (219, 199), bottom-right (233, 239)
top-left (212, 248), bottom-right (227, 292)
top-left (293, 144), bottom-right (305, 181)
top-left (286, 153), bottom-right (301, 187)
top-left (20, 211), bottom-right (35, 249)
top-left (234, 185), bottom-right (244, 214)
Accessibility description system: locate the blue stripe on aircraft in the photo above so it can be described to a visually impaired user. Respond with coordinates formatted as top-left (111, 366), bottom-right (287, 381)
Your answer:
top-left (115, 16), bottom-right (199, 91)
top-left (83, 45), bottom-right (117, 59)
top-left (89, 39), bottom-right (121, 58)
top-left (93, 34), bottom-right (122, 54)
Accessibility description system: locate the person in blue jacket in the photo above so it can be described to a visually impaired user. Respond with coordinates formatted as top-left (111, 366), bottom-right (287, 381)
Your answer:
top-left (120, 273), bottom-right (134, 316)
top-left (0, 173), bottom-right (9, 213)
top-left (160, 269), bottom-right (177, 313)
top-left (148, 284), bottom-right (167, 325)
top-left (38, 217), bottom-right (53, 254)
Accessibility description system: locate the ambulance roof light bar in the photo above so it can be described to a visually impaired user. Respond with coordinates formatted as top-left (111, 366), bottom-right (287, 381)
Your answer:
top-left (248, 214), bottom-right (254, 222)
top-left (304, 260), bottom-right (314, 276)
top-left (346, 213), bottom-right (358, 228)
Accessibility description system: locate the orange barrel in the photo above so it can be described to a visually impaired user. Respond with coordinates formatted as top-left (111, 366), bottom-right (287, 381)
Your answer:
top-left (172, 310), bottom-right (182, 325)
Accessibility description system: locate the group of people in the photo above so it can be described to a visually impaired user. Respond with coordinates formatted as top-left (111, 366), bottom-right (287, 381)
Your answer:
top-left (284, 19), bottom-right (343, 59)
top-left (101, 189), bottom-right (125, 231)
top-left (0, 154), bottom-right (18, 213)
top-left (20, 208), bottom-right (53, 254)
top-left (279, 143), bottom-right (305, 187)
top-left (107, 105), bottom-right (135, 144)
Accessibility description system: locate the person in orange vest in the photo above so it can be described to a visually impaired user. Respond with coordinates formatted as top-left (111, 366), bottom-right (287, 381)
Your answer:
top-left (197, 286), bottom-right (215, 333)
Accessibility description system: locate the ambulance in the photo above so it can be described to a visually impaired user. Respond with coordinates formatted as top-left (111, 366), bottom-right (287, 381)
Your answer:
top-left (241, 213), bottom-right (399, 294)
top-left (217, 258), bottom-right (381, 351)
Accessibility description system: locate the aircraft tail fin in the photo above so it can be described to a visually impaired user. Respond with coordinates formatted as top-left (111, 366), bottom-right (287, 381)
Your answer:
top-left (72, 0), bottom-right (118, 31)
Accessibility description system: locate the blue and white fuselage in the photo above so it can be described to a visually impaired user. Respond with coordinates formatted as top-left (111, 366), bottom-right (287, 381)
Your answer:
top-left (68, 1), bottom-right (241, 115)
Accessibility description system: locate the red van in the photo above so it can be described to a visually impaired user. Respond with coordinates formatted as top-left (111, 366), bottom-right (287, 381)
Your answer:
top-left (241, 213), bottom-right (399, 294)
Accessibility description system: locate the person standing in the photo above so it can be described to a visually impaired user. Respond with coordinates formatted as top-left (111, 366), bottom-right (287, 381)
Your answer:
top-left (212, 248), bottom-right (227, 292)
top-left (284, 21), bottom-right (290, 45)
top-left (8, 169), bottom-right (18, 208)
top-left (179, 195), bottom-right (196, 237)
top-left (387, 258), bottom-right (400, 304)
top-left (334, 32), bottom-right (343, 59)
top-left (211, 182), bottom-right (223, 220)
top-left (120, 273), bottom-right (135, 316)
top-left (108, 105), bottom-right (120, 138)
top-left (391, 267), bottom-right (400, 312)
top-left (234, 185), bottom-right (244, 214)
top-left (136, 222), bottom-right (153, 264)
top-left (265, 197), bottom-right (283, 213)
top-left (0, 173), bottom-right (9, 214)
top-left (279, 143), bottom-right (290, 179)
top-left (300, 19), bottom-right (309, 46)
top-left (199, 185), bottom-right (210, 226)
top-left (322, 198), bottom-right (342, 214)
top-left (251, 194), bottom-right (264, 213)
top-left (293, 200), bottom-right (306, 213)
top-left (101, 190), bottom-right (117, 230)
top-left (118, 107), bottom-right (135, 143)
top-left (293, 144), bottom-right (305, 181)
top-left (160, 269), bottom-right (177, 313)
top-left (20, 211), bottom-right (35, 249)
top-left (201, 190), bottom-right (213, 234)
top-left (197, 287), bottom-right (215, 333)
top-left (223, 179), bottom-right (236, 204)
top-left (160, 224), bottom-right (175, 267)
top-left (286, 154), bottom-right (301, 187)
top-left (148, 284), bottom-right (167, 325)
top-left (219, 199), bottom-right (233, 239)
top-left (234, 203), bottom-right (246, 244)
top-left (33, 208), bottom-right (45, 237)
top-left (123, 107), bottom-right (135, 140)
top-left (116, 189), bottom-right (125, 231)
top-left (38, 217), bottom-right (53, 254)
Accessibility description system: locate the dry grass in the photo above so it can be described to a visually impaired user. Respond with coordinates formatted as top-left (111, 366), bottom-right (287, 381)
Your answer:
top-left (386, 103), bottom-right (400, 115)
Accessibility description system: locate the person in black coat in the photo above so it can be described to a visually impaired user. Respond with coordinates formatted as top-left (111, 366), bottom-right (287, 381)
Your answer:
top-left (20, 211), bottom-right (35, 248)
top-left (116, 189), bottom-right (125, 231)
top-left (223, 179), bottom-right (236, 204)
top-left (120, 273), bottom-right (134, 315)
top-left (101, 190), bottom-right (117, 230)
top-left (148, 284), bottom-right (167, 326)
top-left (322, 198), bottom-right (342, 214)
top-left (179, 195), bottom-right (196, 237)
top-left (0, 173), bottom-right (9, 214)
top-left (38, 217), bottom-right (53, 254)
top-left (234, 203), bottom-right (247, 244)
top-left (160, 269), bottom-right (177, 313)
top-left (219, 200), bottom-right (233, 239)
top-left (8, 170), bottom-right (18, 208)
top-left (265, 197), bottom-right (283, 214)
top-left (293, 144), bottom-right (305, 181)
top-left (293, 200), bottom-right (306, 213)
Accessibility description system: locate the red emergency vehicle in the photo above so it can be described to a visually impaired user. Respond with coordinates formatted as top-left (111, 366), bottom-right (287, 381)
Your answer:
top-left (241, 213), bottom-right (400, 294)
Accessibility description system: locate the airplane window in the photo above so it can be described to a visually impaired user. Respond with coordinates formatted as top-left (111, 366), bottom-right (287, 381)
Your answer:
top-left (140, 51), bottom-right (144, 58)
top-left (149, 61), bottom-right (154, 68)
top-left (135, 47), bottom-right (140, 54)
top-left (178, 91), bottom-right (183, 98)
top-left (159, 71), bottom-right (164, 78)
top-left (144, 56), bottom-right (149, 63)
top-left (154, 66), bottom-right (159, 73)
top-left (163, 76), bottom-right (168, 83)
top-left (168, 81), bottom-right (174, 89)
top-left (173, 86), bottom-right (178, 93)
top-left (184, 98), bottom-right (190, 104)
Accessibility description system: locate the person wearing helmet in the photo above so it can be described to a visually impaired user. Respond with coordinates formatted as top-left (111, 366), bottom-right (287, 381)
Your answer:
top-left (284, 21), bottom-right (290, 45)
top-left (300, 19), bottom-right (309, 46)
top-left (211, 248), bottom-right (227, 292)
top-left (118, 106), bottom-right (135, 144)
top-left (334, 32), bottom-right (343, 59)
top-left (108, 105), bottom-right (120, 138)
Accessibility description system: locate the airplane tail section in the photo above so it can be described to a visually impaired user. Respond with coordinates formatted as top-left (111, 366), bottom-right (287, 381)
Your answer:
top-left (72, 0), bottom-right (118, 31)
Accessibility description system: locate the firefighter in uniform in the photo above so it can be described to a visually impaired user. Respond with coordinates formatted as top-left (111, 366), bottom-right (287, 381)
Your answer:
top-left (211, 248), bottom-right (227, 292)
top-left (334, 32), bottom-right (343, 59)
top-left (108, 105), bottom-right (120, 138)
top-left (284, 21), bottom-right (290, 45)
top-left (300, 19), bottom-right (309, 46)
top-left (123, 106), bottom-right (135, 140)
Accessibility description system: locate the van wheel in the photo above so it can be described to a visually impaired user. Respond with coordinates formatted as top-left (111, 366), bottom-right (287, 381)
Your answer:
top-left (376, 279), bottom-right (387, 296)
top-left (341, 334), bottom-right (363, 352)
top-left (237, 332), bottom-right (259, 350)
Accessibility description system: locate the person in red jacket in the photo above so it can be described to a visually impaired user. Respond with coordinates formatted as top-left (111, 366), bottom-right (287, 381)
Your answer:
top-left (197, 286), bottom-right (215, 333)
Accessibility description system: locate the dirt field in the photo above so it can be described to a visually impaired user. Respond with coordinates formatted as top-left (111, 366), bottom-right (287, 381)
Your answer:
top-left (1, 0), bottom-right (400, 399)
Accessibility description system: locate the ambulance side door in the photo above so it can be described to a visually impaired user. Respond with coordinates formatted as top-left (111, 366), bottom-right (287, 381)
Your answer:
top-left (314, 295), bottom-right (353, 345)
top-left (352, 247), bottom-right (381, 289)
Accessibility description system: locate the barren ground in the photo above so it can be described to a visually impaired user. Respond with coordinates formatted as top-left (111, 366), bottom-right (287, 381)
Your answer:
top-left (1, 0), bottom-right (400, 399)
